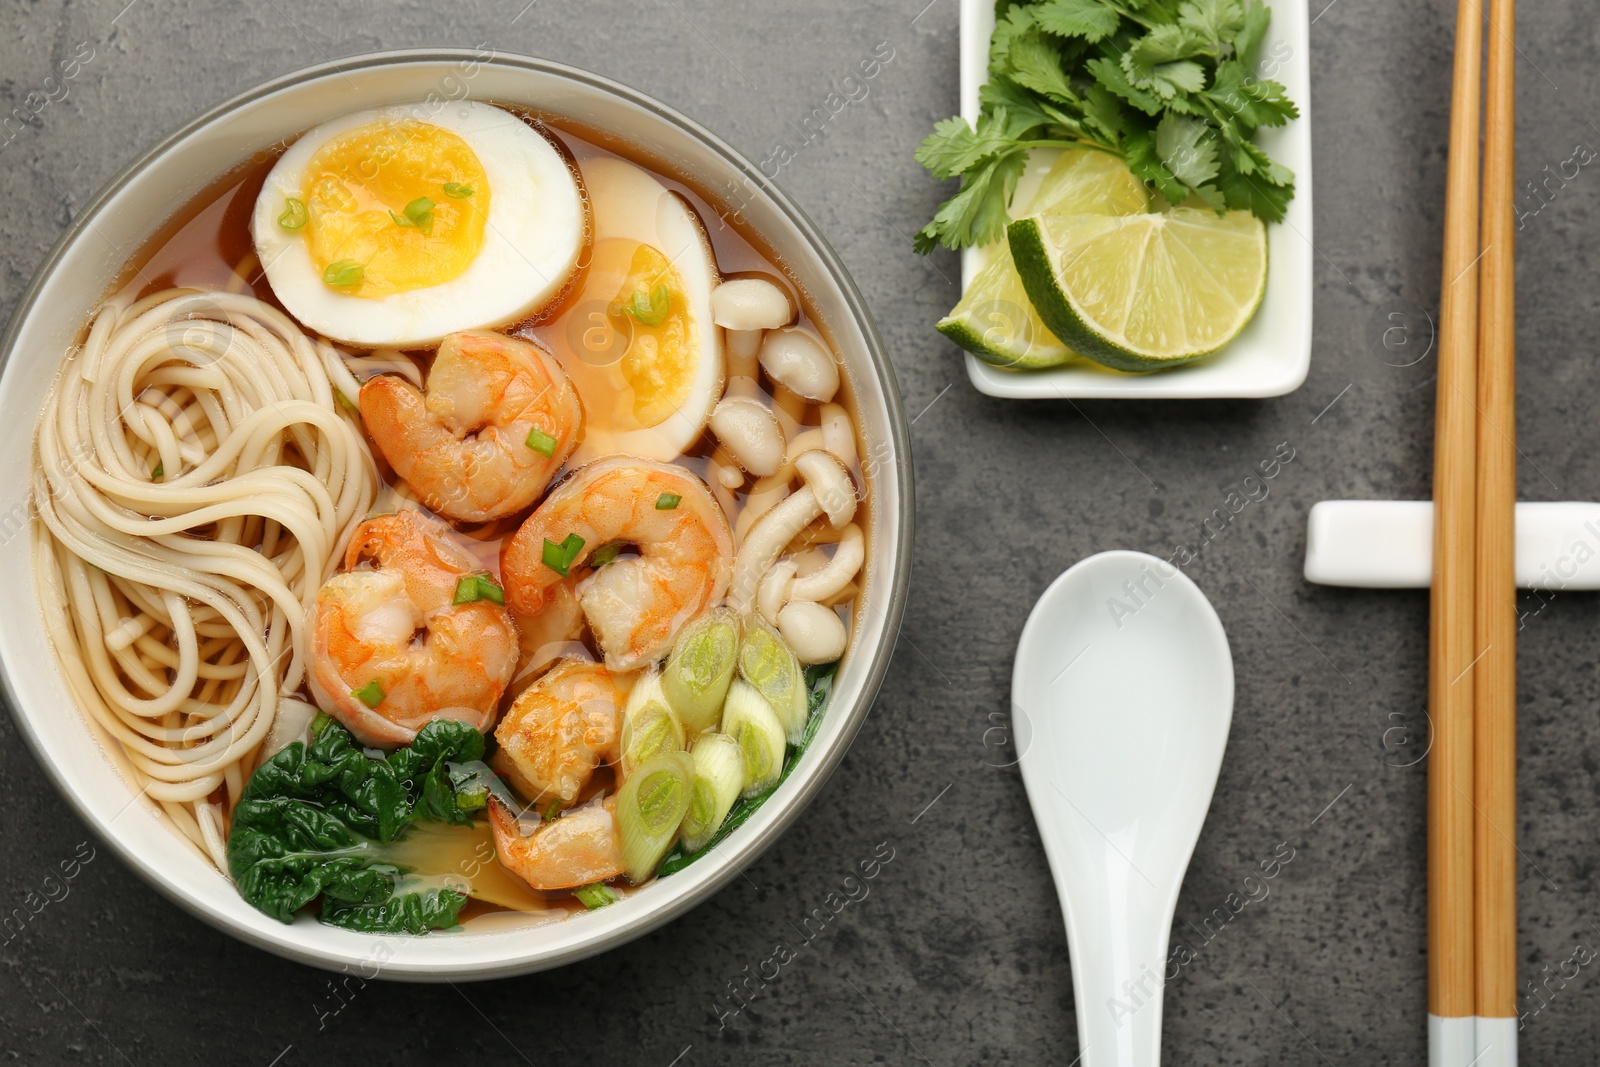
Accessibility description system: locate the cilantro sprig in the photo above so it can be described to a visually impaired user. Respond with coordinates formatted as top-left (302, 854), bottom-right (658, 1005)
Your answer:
top-left (915, 0), bottom-right (1298, 253)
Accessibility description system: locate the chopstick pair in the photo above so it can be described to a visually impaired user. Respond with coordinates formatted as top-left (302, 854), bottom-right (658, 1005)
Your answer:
top-left (1430, 0), bottom-right (1517, 1064)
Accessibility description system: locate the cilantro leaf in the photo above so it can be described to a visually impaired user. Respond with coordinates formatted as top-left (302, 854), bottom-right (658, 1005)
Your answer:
top-left (915, 150), bottom-right (1027, 253)
top-left (1123, 26), bottom-right (1215, 100)
top-left (1233, 0), bottom-right (1272, 66)
top-left (1178, 0), bottom-right (1245, 46)
top-left (1081, 82), bottom-right (1129, 146)
top-left (1214, 157), bottom-right (1292, 221)
top-left (1035, 0), bottom-right (1123, 42)
top-left (914, 0), bottom-right (1297, 251)
top-left (981, 76), bottom-right (1080, 137)
top-left (1005, 28), bottom-right (1083, 105)
top-left (1087, 55), bottom-right (1164, 115)
top-left (1124, 126), bottom-right (1190, 206)
top-left (1156, 113), bottom-right (1220, 189)
top-left (990, 5), bottom-right (1039, 71)
top-left (1207, 61), bottom-right (1298, 129)
top-left (916, 116), bottom-right (1011, 180)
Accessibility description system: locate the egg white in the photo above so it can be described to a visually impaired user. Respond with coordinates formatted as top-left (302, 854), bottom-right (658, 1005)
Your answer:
top-left (566, 156), bottom-right (724, 463)
top-left (252, 101), bottom-right (583, 349)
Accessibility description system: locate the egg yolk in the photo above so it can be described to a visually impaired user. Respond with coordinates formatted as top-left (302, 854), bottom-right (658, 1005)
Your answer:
top-left (298, 120), bottom-right (489, 298)
top-left (607, 243), bottom-right (696, 428)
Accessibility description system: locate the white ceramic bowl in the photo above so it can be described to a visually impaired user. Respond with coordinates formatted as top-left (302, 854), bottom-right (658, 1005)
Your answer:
top-left (0, 50), bottom-right (912, 980)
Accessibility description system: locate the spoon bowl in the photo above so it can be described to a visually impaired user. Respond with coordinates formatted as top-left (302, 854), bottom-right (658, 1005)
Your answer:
top-left (1013, 551), bottom-right (1233, 1066)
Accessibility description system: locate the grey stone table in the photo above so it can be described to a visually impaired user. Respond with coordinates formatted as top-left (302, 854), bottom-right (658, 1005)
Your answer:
top-left (3, 1), bottom-right (1598, 1063)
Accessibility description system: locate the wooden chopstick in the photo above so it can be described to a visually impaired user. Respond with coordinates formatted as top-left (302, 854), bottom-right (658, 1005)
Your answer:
top-left (1429, 0), bottom-right (1483, 1046)
top-left (1475, 0), bottom-right (1518, 1042)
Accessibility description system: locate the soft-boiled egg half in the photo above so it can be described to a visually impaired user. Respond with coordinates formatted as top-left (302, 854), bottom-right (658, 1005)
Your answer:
top-left (554, 156), bottom-right (723, 462)
top-left (253, 101), bottom-right (584, 348)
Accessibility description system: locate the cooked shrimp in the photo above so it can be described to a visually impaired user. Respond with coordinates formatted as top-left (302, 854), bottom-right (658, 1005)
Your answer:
top-left (309, 509), bottom-right (518, 748)
top-left (360, 330), bottom-right (583, 524)
top-left (512, 578), bottom-right (588, 687)
top-left (502, 457), bottom-right (734, 671)
top-left (488, 796), bottom-right (624, 891)
top-left (492, 657), bottom-right (622, 805)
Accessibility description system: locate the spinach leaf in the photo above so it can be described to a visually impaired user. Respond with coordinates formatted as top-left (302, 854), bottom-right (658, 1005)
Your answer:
top-left (228, 718), bottom-right (488, 934)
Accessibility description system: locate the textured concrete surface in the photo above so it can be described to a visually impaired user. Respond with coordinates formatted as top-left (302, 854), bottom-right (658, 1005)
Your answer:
top-left (4, 0), bottom-right (1600, 1063)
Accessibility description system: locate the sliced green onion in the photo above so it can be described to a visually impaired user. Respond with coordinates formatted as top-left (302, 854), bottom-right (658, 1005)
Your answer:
top-left (655, 492), bottom-right (681, 511)
top-left (738, 615), bottom-right (808, 745)
top-left (624, 283), bottom-right (671, 326)
top-left (442, 182), bottom-right (475, 199)
top-left (680, 732), bottom-right (744, 853)
top-left (351, 679), bottom-right (385, 708)
top-left (446, 762), bottom-right (501, 814)
top-left (620, 670), bottom-right (686, 779)
top-left (452, 574), bottom-right (506, 605)
top-left (541, 533), bottom-right (586, 577)
top-left (720, 679), bottom-right (786, 798)
top-left (525, 426), bottom-right (558, 457)
top-left (334, 390), bottom-right (360, 418)
top-left (277, 197), bottom-right (308, 230)
top-left (542, 799), bottom-right (563, 822)
top-left (662, 607), bottom-right (739, 734)
top-left (151, 461), bottom-right (164, 481)
top-left (409, 196), bottom-right (436, 234)
top-left (615, 751), bottom-right (693, 883)
top-left (310, 710), bottom-right (334, 738)
top-left (323, 260), bottom-right (364, 288)
top-left (573, 882), bottom-right (619, 909)
top-left (589, 541), bottom-right (624, 568)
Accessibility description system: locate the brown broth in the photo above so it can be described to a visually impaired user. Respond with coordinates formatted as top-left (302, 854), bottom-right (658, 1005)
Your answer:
top-left (100, 105), bottom-right (869, 919)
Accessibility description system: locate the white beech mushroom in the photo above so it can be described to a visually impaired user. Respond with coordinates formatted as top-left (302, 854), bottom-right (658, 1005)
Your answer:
top-left (790, 523), bottom-right (864, 603)
top-left (725, 331), bottom-right (763, 380)
top-left (713, 277), bottom-right (792, 380)
top-left (760, 327), bottom-right (839, 404)
top-left (818, 403), bottom-right (858, 468)
top-left (794, 449), bottom-right (856, 527)
top-left (730, 450), bottom-right (855, 611)
top-left (777, 601), bottom-right (848, 665)
top-left (734, 418), bottom-right (858, 544)
top-left (709, 396), bottom-right (785, 477)
top-left (711, 277), bottom-right (793, 330)
top-left (756, 559), bottom-right (798, 625)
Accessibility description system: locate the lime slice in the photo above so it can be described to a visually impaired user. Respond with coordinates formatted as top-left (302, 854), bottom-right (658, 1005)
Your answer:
top-left (1024, 148), bottom-right (1154, 219)
top-left (937, 246), bottom-right (1070, 369)
top-left (938, 150), bottom-right (1151, 369)
top-left (1007, 208), bottom-right (1267, 372)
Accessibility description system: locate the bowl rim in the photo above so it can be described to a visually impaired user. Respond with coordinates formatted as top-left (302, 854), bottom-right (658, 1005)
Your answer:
top-left (0, 47), bottom-right (913, 978)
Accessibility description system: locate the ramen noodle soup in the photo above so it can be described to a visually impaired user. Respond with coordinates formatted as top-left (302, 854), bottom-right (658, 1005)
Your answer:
top-left (32, 101), bottom-right (869, 933)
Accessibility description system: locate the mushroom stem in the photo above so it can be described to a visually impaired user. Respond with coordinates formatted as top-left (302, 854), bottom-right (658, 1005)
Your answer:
top-left (790, 523), bottom-right (864, 603)
top-left (725, 329), bottom-right (763, 380)
top-left (756, 559), bottom-right (798, 626)
top-left (730, 486), bottom-right (818, 612)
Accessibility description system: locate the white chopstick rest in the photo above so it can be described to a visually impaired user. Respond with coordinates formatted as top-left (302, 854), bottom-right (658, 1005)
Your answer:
top-left (1306, 500), bottom-right (1600, 589)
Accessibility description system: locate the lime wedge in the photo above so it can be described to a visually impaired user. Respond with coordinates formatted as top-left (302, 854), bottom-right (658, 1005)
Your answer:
top-left (938, 149), bottom-right (1151, 369)
top-left (1025, 148), bottom-right (1153, 220)
top-left (937, 246), bottom-right (1069, 369)
top-left (1007, 208), bottom-right (1267, 372)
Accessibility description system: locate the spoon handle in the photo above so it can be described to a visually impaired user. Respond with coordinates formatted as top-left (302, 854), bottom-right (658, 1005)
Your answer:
top-left (1053, 845), bottom-right (1176, 1066)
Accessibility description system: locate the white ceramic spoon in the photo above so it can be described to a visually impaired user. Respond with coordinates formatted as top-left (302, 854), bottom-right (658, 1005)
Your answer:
top-left (1013, 550), bottom-right (1234, 1067)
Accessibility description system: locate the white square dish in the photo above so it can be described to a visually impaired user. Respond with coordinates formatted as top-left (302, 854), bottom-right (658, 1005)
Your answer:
top-left (956, 0), bottom-right (1313, 399)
